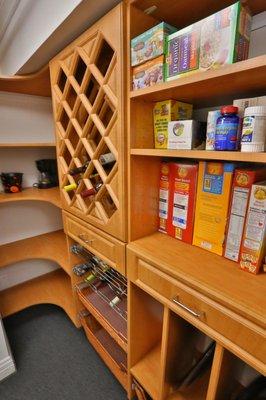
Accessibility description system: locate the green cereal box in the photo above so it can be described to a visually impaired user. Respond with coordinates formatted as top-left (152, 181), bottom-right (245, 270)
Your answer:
top-left (166, 2), bottom-right (251, 81)
top-left (153, 100), bottom-right (193, 149)
top-left (131, 22), bottom-right (177, 67)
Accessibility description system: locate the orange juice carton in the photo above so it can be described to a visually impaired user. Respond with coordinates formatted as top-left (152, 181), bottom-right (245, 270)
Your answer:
top-left (132, 56), bottom-right (164, 91)
top-left (158, 162), bottom-right (171, 234)
top-left (224, 168), bottom-right (266, 262)
top-left (239, 181), bottom-right (266, 274)
top-left (167, 120), bottom-right (203, 149)
top-left (193, 162), bottom-right (235, 255)
top-left (154, 100), bottom-right (193, 149)
top-left (168, 162), bottom-right (198, 244)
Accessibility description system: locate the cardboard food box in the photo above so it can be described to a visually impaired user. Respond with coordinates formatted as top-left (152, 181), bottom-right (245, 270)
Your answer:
top-left (239, 181), bottom-right (266, 274)
top-left (193, 162), bottom-right (235, 255)
top-left (168, 120), bottom-right (202, 150)
top-left (132, 56), bottom-right (164, 90)
top-left (168, 162), bottom-right (198, 244)
top-left (131, 22), bottom-right (177, 67)
top-left (158, 162), bottom-right (171, 234)
top-left (166, 2), bottom-right (251, 81)
top-left (154, 100), bottom-right (193, 149)
top-left (205, 110), bottom-right (222, 151)
top-left (233, 95), bottom-right (266, 117)
top-left (224, 168), bottom-right (266, 262)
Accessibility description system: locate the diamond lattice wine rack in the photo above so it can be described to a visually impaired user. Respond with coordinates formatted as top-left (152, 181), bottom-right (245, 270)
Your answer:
top-left (49, 5), bottom-right (126, 241)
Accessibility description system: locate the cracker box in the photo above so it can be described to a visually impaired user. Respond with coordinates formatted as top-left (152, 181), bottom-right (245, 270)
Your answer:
top-left (168, 162), bottom-right (198, 244)
top-left (239, 181), bottom-right (266, 274)
top-left (168, 120), bottom-right (201, 150)
top-left (131, 22), bottom-right (177, 67)
top-left (205, 110), bottom-right (222, 150)
top-left (193, 162), bottom-right (235, 255)
top-left (166, 2), bottom-right (251, 81)
top-left (158, 162), bottom-right (171, 234)
top-left (132, 56), bottom-right (164, 90)
top-left (224, 168), bottom-right (266, 262)
top-left (154, 100), bottom-right (193, 149)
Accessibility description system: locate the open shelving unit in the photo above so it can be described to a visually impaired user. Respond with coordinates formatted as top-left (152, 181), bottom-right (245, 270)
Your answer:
top-left (0, 187), bottom-right (61, 207)
top-left (0, 143), bottom-right (56, 148)
top-left (127, 0), bottom-right (266, 399)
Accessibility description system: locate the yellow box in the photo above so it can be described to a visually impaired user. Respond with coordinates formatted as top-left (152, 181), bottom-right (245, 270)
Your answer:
top-left (153, 100), bottom-right (193, 149)
top-left (193, 162), bottom-right (235, 255)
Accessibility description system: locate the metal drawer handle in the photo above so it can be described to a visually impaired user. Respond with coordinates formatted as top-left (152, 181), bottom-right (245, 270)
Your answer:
top-left (78, 233), bottom-right (94, 245)
top-left (172, 296), bottom-right (204, 319)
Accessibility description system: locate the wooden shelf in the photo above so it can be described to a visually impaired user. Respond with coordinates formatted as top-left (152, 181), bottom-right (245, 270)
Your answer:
top-left (0, 230), bottom-right (71, 276)
top-left (0, 143), bottom-right (56, 148)
top-left (0, 65), bottom-right (51, 97)
top-left (131, 343), bottom-right (162, 399)
top-left (0, 269), bottom-right (78, 326)
top-left (0, 187), bottom-right (61, 208)
top-left (128, 233), bottom-right (266, 328)
top-left (130, 149), bottom-right (266, 163)
top-left (130, 56), bottom-right (266, 106)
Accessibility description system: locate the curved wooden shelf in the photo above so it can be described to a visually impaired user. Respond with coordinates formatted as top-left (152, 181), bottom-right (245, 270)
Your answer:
top-left (0, 187), bottom-right (61, 208)
top-left (0, 65), bottom-right (51, 97)
top-left (130, 56), bottom-right (266, 107)
top-left (0, 143), bottom-right (56, 148)
top-left (0, 269), bottom-right (78, 327)
top-left (0, 230), bottom-right (71, 276)
top-left (130, 149), bottom-right (266, 163)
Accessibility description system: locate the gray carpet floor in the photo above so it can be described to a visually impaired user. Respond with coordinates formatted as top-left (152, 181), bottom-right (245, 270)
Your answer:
top-left (0, 304), bottom-right (127, 400)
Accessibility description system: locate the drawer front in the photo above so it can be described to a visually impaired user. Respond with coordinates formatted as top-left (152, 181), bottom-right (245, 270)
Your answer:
top-left (63, 212), bottom-right (126, 275)
top-left (133, 257), bottom-right (265, 364)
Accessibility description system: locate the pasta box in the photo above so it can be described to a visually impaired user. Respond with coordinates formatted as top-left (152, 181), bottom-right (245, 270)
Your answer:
top-left (132, 56), bottom-right (164, 90)
top-left (131, 22), bottom-right (177, 67)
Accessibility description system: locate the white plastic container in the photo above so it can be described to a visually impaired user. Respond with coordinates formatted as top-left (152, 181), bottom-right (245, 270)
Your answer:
top-left (241, 106), bottom-right (266, 152)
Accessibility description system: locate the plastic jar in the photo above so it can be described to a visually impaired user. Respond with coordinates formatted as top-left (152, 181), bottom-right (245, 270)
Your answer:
top-left (241, 106), bottom-right (266, 152)
top-left (215, 106), bottom-right (239, 151)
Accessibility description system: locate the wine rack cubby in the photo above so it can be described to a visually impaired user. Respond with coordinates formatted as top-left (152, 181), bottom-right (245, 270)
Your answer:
top-left (50, 4), bottom-right (126, 241)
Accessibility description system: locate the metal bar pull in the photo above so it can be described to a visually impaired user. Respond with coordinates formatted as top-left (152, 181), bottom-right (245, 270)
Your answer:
top-left (172, 296), bottom-right (204, 319)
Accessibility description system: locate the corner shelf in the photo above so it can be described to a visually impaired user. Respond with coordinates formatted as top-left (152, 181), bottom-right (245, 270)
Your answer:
top-left (0, 230), bottom-right (71, 276)
top-left (0, 269), bottom-right (78, 326)
top-left (0, 143), bottom-right (56, 148)
top-left (130, 55), bottom-right (266, 106)
top-left (0, 187), bottom-right (61, 208)
top-left (130, 149), bottom-right (266, 163)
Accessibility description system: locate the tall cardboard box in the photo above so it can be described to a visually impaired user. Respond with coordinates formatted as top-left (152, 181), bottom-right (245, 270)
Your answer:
top-left (168, 162), bottom-right (198, 244)
top-left (240, 181), bottom-right (266, 274)
top-left (158, 162), bottom-right (171, 234)
top-left (193, 162), bottom-right (235, 255)
top-left (224, 168), bottom-right (266, 262)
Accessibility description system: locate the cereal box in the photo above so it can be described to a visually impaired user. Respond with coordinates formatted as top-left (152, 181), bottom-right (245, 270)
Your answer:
top-left (158, 162), bottom-right (171, 234)
top-left (168, 120), bottom-right (202, 150)
top-left (239, 181), bottom-right (266, 274)
top-left (193, 162), bottom-right (235, 255)
top-left (132, 56), bottom-right (164, 90)
top-left (206, 110), bottom-right (221, 151)
top-left (224, 168), bottom-right (266, 262)
top-left (166, 2), bottom-right (251, 81)
top-left (233, 95), bottom-right (266, 117)
top-left (154, 100), bottom-right (193, 149)
top-left (167, 162), bottom-right (198, 244)
top-left (131, 22), bottom-right (177, 67)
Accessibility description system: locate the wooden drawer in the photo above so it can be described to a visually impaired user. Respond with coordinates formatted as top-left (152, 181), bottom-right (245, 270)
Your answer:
top-left (63, 211), bottom-right (126, 275)
top-left (129, 254), bottom-right (266, 367)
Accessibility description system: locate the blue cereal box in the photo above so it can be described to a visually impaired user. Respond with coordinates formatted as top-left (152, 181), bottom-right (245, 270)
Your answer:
top-left (131, 22), bottom-right (177, 67)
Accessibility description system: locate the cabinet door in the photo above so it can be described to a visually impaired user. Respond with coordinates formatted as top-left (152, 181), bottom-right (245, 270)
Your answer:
top-left (50, 4), bottom-right (126, 241)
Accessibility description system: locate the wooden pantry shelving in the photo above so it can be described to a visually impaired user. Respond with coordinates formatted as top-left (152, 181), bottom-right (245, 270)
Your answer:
top-left (127, 0), bottom-right (266, 399)
top-left (0, 143), bottom-right (56, 148)
top-left (0, 230), bottom-right (71, 276)
top-left (0, 187), bottom-right (61, 208)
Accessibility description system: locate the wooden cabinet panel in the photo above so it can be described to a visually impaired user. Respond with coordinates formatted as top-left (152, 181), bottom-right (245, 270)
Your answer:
top-left (63, 211), bottom-right (126, 275)
top-left (127, 251), bottom-right (266, 370)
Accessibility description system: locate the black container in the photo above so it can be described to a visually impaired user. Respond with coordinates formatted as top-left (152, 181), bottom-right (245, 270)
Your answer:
top-left (0, 172), bottom-right (23, 193)
top-left (34, 159), bottom-right (58, 189)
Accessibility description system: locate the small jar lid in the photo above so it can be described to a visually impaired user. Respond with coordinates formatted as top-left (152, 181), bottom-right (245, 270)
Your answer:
top-left (221, 105), bottom-right (238, 114)
top-left (244, 106), bottom-right (266, 117)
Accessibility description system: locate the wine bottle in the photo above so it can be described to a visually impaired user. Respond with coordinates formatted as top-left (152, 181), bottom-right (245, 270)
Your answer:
top-left (70, 244), bottom-right (94, 260)
top-left (69, 161), bottom-right (90, 176)
top-left (64, 182), bottom-right (77, 192)
top-left (81, 182), bottom-right (102, 198)
top-left (72, 262), bottom-right (93, 276)
top-left (99, 152), bottom-right (115, 166)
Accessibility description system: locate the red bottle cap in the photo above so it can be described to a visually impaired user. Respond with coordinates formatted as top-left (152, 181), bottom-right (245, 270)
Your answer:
top-left (221, 105), bottom-right (238, 114)
top-left (81, 188), bottom-right (96, 198)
